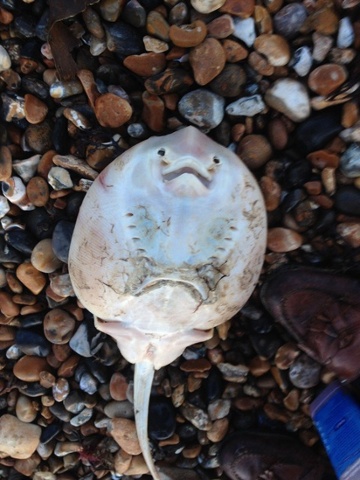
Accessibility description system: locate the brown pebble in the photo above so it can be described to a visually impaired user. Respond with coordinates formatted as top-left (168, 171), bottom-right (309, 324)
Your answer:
top-left (267, 227), bottom-right (303, 252)
top-left (44, 308), bottom-right (76, 344)
top-left (337, 222), bottom-right (360, 248)
top-left (237, 134), bottom-right (272, 169)
top-left (283, 389), bottom-right (300, 412)
top-left (0, 145), bottom-right (12, 181)
top-left (24, 94), bottom-right (48, 125)
top-left (308, 64), bottom-right (347, 96)
top-left (142, 91), bottom-right (165, 132)
top-left (189, 38), bottom-right (226, 85)
top-left (260, 176), bottom-right (281, 211)
top-left (307, 7), bottom-right (339, 35)
top-left (207, 15), bottom-right (234, 39)
top-left (39, 371), bottom-right (56, 389)
top-left (342, 101), bottom-right (359, 128)
top-left (146, 10), bottom-right (170, 42)
top-left (0, 325), bottom-right (15, 341)
top-left (207, 418), bottom-right (229, 442)
top-left (31, 239), bottom-right (62, 274)
top-left (37, 150), bottom-right (56, 179)
top-left (0, 414), bottom-right (41, 459)
top-left (248, 51), bottom-right (274, 76)
top-left (222, 39), bottom-right (248, 62)
top-left (304, 181), bottom-right (322, 195)
top-left (254, 34), bottom-right (290, 66)
top-left (264, 403), bottom-right (290, 423)
top-left (114, 449), bottom-right (132, 475)
top-left (267, 117), bottom-right (288, 150)
top-left (254, 5), bottom-right (273, 34)
top-left (180, 358), bottom-right (212, 373)
top-left (109, 372), bottom-right (129, 401)
top-left (169, 20), bottom-right (207, 47)
top-left (220, 0), bottom-right (255, 18)
top-left (94, 93), bottom-right (132, 128)
top-left (123, 53), bottom-right (166, 77)
top-left (26, 176), bottom-right (49, 207)
top-left (307, 150), bottom-right (340, 169)
top-left (15, 395), bottom-right (38, 423)
top-left (0, 291), bottom-right (20, 317)
top-left (145, 68), bottom-right (193, 95)
top-left (248, 356), bottom-right (271, 377)
top-left (16, 262), bottom-right (47, 295)
top-left (57, 354), bottom-right (80, 377)
top-left (110, 418), bottom-right (142, 455)
top-left (233, 396), bottom-right (264, 410)
top-left (13, 355), bottom-right (50, 382)
top-left (182, 444), bottom-right (202, 459)
top-left (275, 343), bottom-right (300, 370)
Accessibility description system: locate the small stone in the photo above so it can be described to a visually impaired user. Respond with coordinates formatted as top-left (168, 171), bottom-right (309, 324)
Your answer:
top-left (52, 377), bottom-right (70, 402)
top-left (50, 273), bottom-right (74, 297)
top-left (189, 38), bottom-right (226, 85)
top-left (178, 89), bottom-right (225, 130)
top-left (217, 362), bottom-right (249, 382)
top-left (267, 228), bottom-right (303, 252)
top-left (48, 166), bottom-right (73, 190)
top-left (26, 176), bottom-right (49, 207)
top-left (122, 0), bottom-right (146, 27)
top-left (69, 321), bottom-right (92, 357)
top-left (207, 417), bottom-right (228, 442)
top-left (110, 418), bottom-right (142, 455)
top-left (208, 399), bottom-right (231, 420)
top-left (260, 176), bottom-right (281, 211)
top-left (296, 109), bottom-right (342, 154)
top-left (222, 39), bottom-right (248, 62)
top-left (226, 94), bottom-right (265, 117)
top-left (340, 143), bottom-right (360, 177)
top-left (169, 20), bottom-right (207, 47)
top-left (70, 407), bottom-right (93, 426)
top-left (275, 343), bottom-right (300, 369)
top-left (291, 46), bottom-right (312, 77)
top-left (308, 7), bottom-right (339, 36)
top-left (273, 3), bottom-right (307, 38)
top-left (145, 68), bottom-right (193, 95)
top-left (123, 52), bottom-right (166, 76)
top-left (104, 20), bottom-right (143, 56)
top-left (5, 228), bottom-right (37, 256)
top-left (143, 35), bottom-right (169, 53)
top-left (220, 0), bottom-right (255, 18)
top-left (267, 118), bottom-right (288, 150)
top-left (233, 17), bottom-right (256, 47)
top-left (209, 64), bottom-right (246, 97)
top-left (207, 14), bottom-right (234, 38)
top-left (3, 176), bottom-right (34, 211)
top-left (340, 122), bottom-right (360, 142)
top-left (307, 150), bottom-right (340, 169)
top-left (31, 239), bottom-right (62, 273)
top-left (53, 154), bottom-right (98, 180)
top-left (312, 32), bottom-right (333, 62)
top-left (52, 220), bottom-right (75, 263)
top-left (16, 262), bottom-right (47, 294)
top-left (289, 353), bottom-right (321, 388)
top-left (13, 355), bottom-right (49, 381)
top-left (114, 449), bottom-right (132, 474)
top-left (254, 34), bottom-right (290, 66)
top-left (308, 64), bottom-right (347, 96)
top-left (146, 10), bottom-right (170, 42)
top-left (237, 134), bottom-right (272, 169)
top-left (142, 91), bottom-right (165, 132)
top-left (265, 78), bottom-right (310, 122)
top-left (337, 17), bottom-right (354, 48)
top-left (0, 414), bottom-right (41, 459)
top-left (94, 93), bottom-right (132, 128)
top-left (13, 155), bottom-right (41, 183)
top-left (110, 372), bottom-right (128, 401)
top-left (248, 51), bottom-right (274, 76)
top-left (190, 0), bottom-right (226, 13)
top-left (180, 403), bottom-right (212, 430)
top-left (99, 0), bottom-right (124, 22)
top-left (24, 94), bottom-right (48, 124)
top-left (149, 397), bottom-right (176, 440)
top-left (104, 400), bottom-right (134, 419)
top-left (44, 308), bottom-right (76, 344)
top-left (0, 146), bottom-right (12, 181)
top-left (0, 45), bottom-right (11, 71)
top-left (337, 222), bottom-right (360, 248)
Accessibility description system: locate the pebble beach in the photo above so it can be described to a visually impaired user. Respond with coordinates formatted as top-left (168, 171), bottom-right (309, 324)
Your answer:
top-left (0, 0), bottom-right (359, 478)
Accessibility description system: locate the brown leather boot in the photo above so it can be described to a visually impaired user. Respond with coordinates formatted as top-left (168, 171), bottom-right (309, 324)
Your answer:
top-left (260, 266), bottom-right (360, 382)
top-left (219, 431), bottom-right (325, 480)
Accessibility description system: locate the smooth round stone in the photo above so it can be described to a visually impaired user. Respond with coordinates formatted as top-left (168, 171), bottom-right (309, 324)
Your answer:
top-left (0, 414), bottom-right (41, 459)
top-left (104, 20), bottom-right (143, 56)
top-left (123, 52), bottom-right (166, 76)
top-left (222, 39), bottom-right (248, 62)
top-left (79, 371), bottom-right (98, 394)
top-left (169, 20), bottom-right (207, 47)
top-left (5, 228), bottom-right (37, 255)
top-left (340, 143), bottom-right (360, 178)
top-left (189, 38), bottom-right (226, 85)
top-left (265, 78), bottom-right (310, 122)
top-left (110, 418), bottom-right (142, 455)
top-left (207, 14), bottom-right (234, 38)
top-left (237, 134), bottom-right (272, 169)
top-left (70, 407), bottom-right (93, 426)
top-left (69, 321), bottom-right (92, 357)
top-left (24, 121), bottom-right (53, 154)
top-left (267, 117), bottom-right (288, 150)
top-left (291, 46), bottom-right (312, 76)
top-left (15, 329), bottom-right (50, 357)
top-left (337, 16), bottom-right (354, 48)
top-left (273, 3), bottom-right (307, 38)
top-left (146, 10), bottom-right (170, 42)
top-left (0, 145), bottom-right (12, 181)
top-left (64, 391), bottom-right (86, 414)
top-left (24, 94), bottom-right (48, 124)
top-left (104, 400), bottom-right (134, 419)
top-left (109, 372), bottom-right (128, 401)
top-left (233, 17), bottom-right (256, 47)
top-left (148, 396), bottom-right (176, 440)
top-left (16, 394), bottom-right (38, 422)
top-left (51, 220), bottom-right (75, 263)
top-left (13, 355), bottom-right (50, 381)
top-left (226, 94), bottom-right (265, 117)
top-left (209, 64), bottom-right (246, 97)
top-left (312, 32), bottom-right (333, 62)
top-left (260, 176), bottom-right (281, 211)
top-left (44, 308), bottom-right (76, 345)
top-left (26, 208), bottom-right (55, 240)
top-left (16, 262), bottom-right (47, 295)
top-left (335, 186), bottom-right (360, 216)
top-left (254, 34), bottom-right (290, 66)
top-left (26, 176), bottom-right (49, 207)
top-left (122, 0), bottom-right (146, 27)
top-left (95, 93), bottom-right (132, 128)
top-left (289, 353), bottom-right (321, 388)
top-left (220, 0), bottom-right (255, 17)
top-left (0, 44), bottom-right (11, 71)
top-left (178, 89), bottom-right (225, 130)
top-left (337, 222), bottom-right (360, 248)
top-left (143, 35), bottom-right (169, 53)
top-left (267, 227), bottom-right (303, 252)
top-left (308, 63), bottom-right (347, 96)
top-left (190, 0), bottom-right (226, 13)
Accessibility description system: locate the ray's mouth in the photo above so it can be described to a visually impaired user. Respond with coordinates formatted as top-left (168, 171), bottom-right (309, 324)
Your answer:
top-left (162, 162), bottom-right (212, 188)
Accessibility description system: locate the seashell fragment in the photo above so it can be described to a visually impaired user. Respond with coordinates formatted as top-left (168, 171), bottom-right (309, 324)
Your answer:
top-left (68, 126), bottom-right (266, 479)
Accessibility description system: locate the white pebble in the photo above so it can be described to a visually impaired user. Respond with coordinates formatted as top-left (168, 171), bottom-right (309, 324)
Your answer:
top-left (0, 45), bottom-right (11, 72)
top-left (226, 95), bottom-right (266, 117)
top-left (50, 80), bottom-right (83, 99)
top-left (312, 32), bottom-right (333, 62)
top-left (233, 17), bottom-right (256, 47)
top-left (337, 17), bottom-right (354, 48)
top-left (0, 195), bottom-right (10, 219)
top-left (265, 78), bottom-right (310, 122)
top-left (13, 154), bottom-right (41, 182)
top-left (291, 46), bottom-right (312, 77)
top-left (190, 0), bottom-right (226, 13)
top-left (48, 166), bottom-right (74, 190)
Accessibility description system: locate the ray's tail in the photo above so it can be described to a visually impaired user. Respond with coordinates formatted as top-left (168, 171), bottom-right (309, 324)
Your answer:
top-left (134, 361), bottom-right (161, 480)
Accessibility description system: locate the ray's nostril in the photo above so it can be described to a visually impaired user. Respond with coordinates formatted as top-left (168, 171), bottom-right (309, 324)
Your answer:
top-left (157, 148), bottom-right (166, 156)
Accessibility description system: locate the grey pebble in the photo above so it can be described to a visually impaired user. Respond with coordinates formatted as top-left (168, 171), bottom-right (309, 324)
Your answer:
top-left (64, 391), bottom-right (86, 414)
top-left (226, 95), bottom-right (265, 117)
top-left (104, 400), bottom-right (134, 419)
top-left (180, 402), bottom-right (212, 431)
top-left (48, 166), bottom-right (74, 190)
top-left (337, 17), bottom-right (354, 48)
top-left (291, 46), bottom-right (312, 77)
top-left (70, 407), bottom-right (93, 426)
top-left (178, 89), bottom-right (225, 131)
top-left (289, 353), bottom-right (321, 388)
top-left (79, 372), bottom-right (98, 395)
top-left (340, 143), bottom-right (360, 178)
top-left (274, 3), bottom-right (308, 39)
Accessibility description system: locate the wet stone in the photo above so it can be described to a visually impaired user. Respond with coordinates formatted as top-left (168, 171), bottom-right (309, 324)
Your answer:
top-left (148, 396), bottom-right (176, 440)
top-left (24, 94), bottom-right (48, 124)
top-left (273, 3), bottom-right (307, 38)
top-left (340, 143), bottom-right (360, 178)
top-left (79, 371), bottom-right (98, 394)
top-left (44, 308), bottom-right (76, 345)
top-left (178, 89), bottom-right (224, 130)
top-left (189, 38), bottom-right (226, 85)
top-left (289, 354), bottom-right (322, 388)
top-left (51, 220), bottom-right (75, 263)
top-left (69, 321), bottom-right (92, 357)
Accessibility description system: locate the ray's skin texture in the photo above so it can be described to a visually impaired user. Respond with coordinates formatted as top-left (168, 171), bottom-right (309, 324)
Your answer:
top-left (68, 126), bottom-right (267, 479)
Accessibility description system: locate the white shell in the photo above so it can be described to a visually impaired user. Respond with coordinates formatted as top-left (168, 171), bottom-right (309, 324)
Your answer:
top-left (69, 126), bottom-right (266, 368)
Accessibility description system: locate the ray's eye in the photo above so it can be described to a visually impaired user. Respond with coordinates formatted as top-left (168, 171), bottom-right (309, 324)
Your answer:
top-left (213, 156), bottom-right (221, 165)
top-left (158, 148), bottom-right (166, 156)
